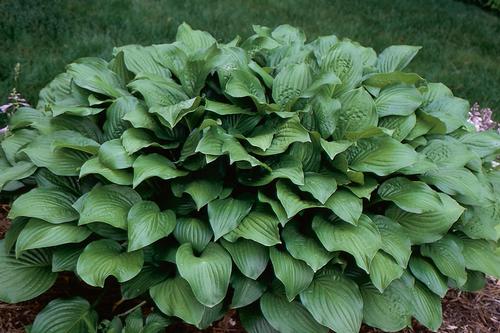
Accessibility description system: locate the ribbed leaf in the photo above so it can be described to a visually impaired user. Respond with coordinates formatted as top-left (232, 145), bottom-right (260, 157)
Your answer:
top-left (208, 197), bottom-right (253, 240)
top-left (79, 157), bottom-right (133, 185)
top-left (132, 153), bottom-right (187, 188)
top-left (9, 187), bottom-right (79, 224)
top-left (386, 193), bottom-right (464, 244)
top-left (121, 264), bottom-right (168, 300)
top-left (173, 217), bottom-right (213, 253)
top-left (172, 178), bottom-right (223, 210)
top-left (320, 138), bottom-right (352, 160)
top-left (221, 238), bottom-right (269, 280)
top-left (0, 160), bottom-right (37, 190)
top-left (225, 69), bottom-right (266, 104)
top-left (322, 41), bottom-right (363, 95)
top-left (176, 242), bottom-right (232, 306)
top-left (272, 63), bottom-right (312, 109)
top-left (411, 281), bottom-right (443, 331)
top-left (231, 273), bottom-right (266, 308)
top-left (150, 276), bottom-right (223, 329)
top-left (52, 244), bottom-right (84, 272)
top-left (421, 235), bottom-right (467, 287)
top-left (150, 97), bottom-right (201, 128)
top-left (276, 180), bottom-right (320, 218)
top-left (0, 240), bottom-right (57, 303)
top-left (31, 297), bottom-right (98, 333)
top-left (375, 85), bottom-right (422, 117)
top-left (345, 136), bottom-right (417, 176)
top-left (298, 172), bottom-right (337, 204)
top-left (462, 239), bottom-right (500, 278)
top-left (300, 271), bottom-right (363, 333)
top-left (98, 139), bottom-right (135, 169)
top-left (409, 256), bottom-right (448, 297)
top-left (127, 201), bottom-right (176, 251)
top-left (282, 222), bottom-right (334, 272)
top-left (336, 88), bottom-right (377, 135)
top-left (421, 96), bottom-right (468, 133)
top-left (270, 247), bottom-right (314, 301)
top-left (76, 239), bottom-right (144, 287)
top-left (240, 306), bottom-right (279, 333)
top-left (312, 215), bottom-right (381, 272)
top-left (371, 215), bottom-right (411, 267)
top-left (76, 185), bottom-right (141, 230)
top-left (376, 45), bottom-right (421, 72)
top-left (324, 189), bottom-right (362, 225)
top-left (16, 219), bottom-right (91, 256)
top-left (261, 291), bottom-right (328, 333)
top-left (369, 251), bottom-right (404, 292)
top-left (378, 177), bottom-right (442, 213)
top-left (121, 128), bottom-right (177, 154)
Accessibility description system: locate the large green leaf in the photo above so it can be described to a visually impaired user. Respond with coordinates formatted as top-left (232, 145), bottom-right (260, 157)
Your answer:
top-left (378, 177), bottom-right (442, 213)
top-left (176, 242), bottom-right (232, 307)
top-left (80, 157), bottom-right (133, 185)
top-left (421, 96), bottom-right (468, 133)
top-left (121, 264), bottom-right (168, 300)
top-left (369, 251), bottom-right (404, 292)
top-left (150, 276), bottom-right (223, 329)
top-left (132, 153), bottom-right (188, 188)
top-left (272, 63), bottom-right (312, 109)
top-left (376, 45), bottom-right (421, 72)
top-left (360, 282), bottom-right (412, 332)
top-left (207, 197), bottom-right (253, 240)
top-left (313, 215), bottom-right (381, 272)
top-left (31, 297), bottom-right (98, 333)
top-left (324, 189), bottom-right (362, 225)
top-left (270, 247), bottom-right (314, 301)
top-left (462, 239), bottom-right (500, 278)
top-left (336, 88), bottom-right (377, 136)
top-left (300, 270), bottom-right (363, 333)
top-left (371, 215), bottom-right (411, 267)
top-left (76, 239), bottom-right (144, 287)
top-left (386, 193), bottom-right (464, 244)
top-left (9, 187), bottom-right (79, 224)
top-left (276, 180), bottom-right (320, 218)
top-left (224, 204), bottom-right (281, 246)
top-left (231, 273), bottom-right (266, 308)
top-left (16, 219), bottom-right (91, 256)
top-left (409, 256), bottom-right (448, 297)
top-left (226, 69), bottom-right (266, 104)
top-left (421, 235), bottom-right (467, 287)
top-left (345, 136), bottom-right (417, 176)
top-left (98, 139), bottom-right (135, 170)
top-left (172, 178), bottom-right (223, 210)
top-left (298, 171), bottom-right (337, 204)
top-left (260, 291), bottom-right (328, 333)
top-left (322, 41), bottom-right (363, 95)
top-left (0, 240), bottom-right (57, 303)
top-left (76, 185), bottom-right (141, 230)
top-left (375, 85), bottom-right (422, 117)
top-left (282, 222), bottom-right (334, 272)
top-left (221, 238), bottom-right (269, 280)
top-left (411, 281), bottom-right (443, 331)
top-left (0, 160), bottom-right (37, 191)
top-left (127, 201), bottom-right (176, 251)
top-left (239, 306), bottom-right (279, 333)
top-left (173, 217), bottom-right (213, 252)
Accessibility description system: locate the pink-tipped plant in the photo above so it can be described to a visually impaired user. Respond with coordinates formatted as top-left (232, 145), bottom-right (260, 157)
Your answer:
top-left (0, 63), bottom-right (30, 134)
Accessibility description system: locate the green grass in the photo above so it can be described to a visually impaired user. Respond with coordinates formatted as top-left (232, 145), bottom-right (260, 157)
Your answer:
top-left (2, 0), bottom-right (500, 116)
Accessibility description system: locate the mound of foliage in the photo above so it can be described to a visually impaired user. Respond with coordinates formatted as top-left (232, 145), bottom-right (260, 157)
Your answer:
top-left (1, 23), bottom-right (500, 333)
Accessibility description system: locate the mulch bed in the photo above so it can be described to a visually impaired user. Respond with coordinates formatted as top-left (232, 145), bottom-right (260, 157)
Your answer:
top-left (1, 206), bottom-right (499, 333)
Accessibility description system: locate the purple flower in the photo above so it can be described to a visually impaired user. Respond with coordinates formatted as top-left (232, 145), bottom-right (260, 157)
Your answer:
top-left (0, 126), bottom-right (7, 134)
top-left (468, 103), bottom-right (499, 133)
top-left (0, 104), bottom-right (12, 113)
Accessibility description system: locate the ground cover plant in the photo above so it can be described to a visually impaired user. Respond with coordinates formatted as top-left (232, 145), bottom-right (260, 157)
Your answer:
top-left (0, 23), bottom-right (500, 333)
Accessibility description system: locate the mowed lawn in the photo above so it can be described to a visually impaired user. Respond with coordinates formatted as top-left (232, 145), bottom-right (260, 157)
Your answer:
top-left (1, 0), bottom-right (499, 117)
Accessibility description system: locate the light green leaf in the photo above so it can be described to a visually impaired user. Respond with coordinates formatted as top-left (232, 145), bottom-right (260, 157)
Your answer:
top-left (386, 193), bottom-right (464, 244)
top-left (121, 128), bottom-right (177, 155)
top-left (80, 157), bottom-right (133, 185)
top-left (312, 215), bottom-right (381, 272)
top-left (272, 63), bottom-right (312, 109)
top-left (420, 138), bottom-right (476, 168)
top-left (0, 240), bottom-right (57, 303)
top-left (208, 197), bottom-right (253, 240)
top-left (31, 297), bottom-right (98, 333)
top-left (462, 239), bottom-right (500, 278)
top-left (282, 222), bottom-right (334, 272)
top-left (298, 172), bottom-right (337, 204)
top-left (239, 156), bottom-right (304, 186)
top-left (114, 44), bottom-right (170, 76)
top-left (67, 57), bottom-right (129, 97)
top-left (376, 45), bottom-right (421, 72)
top-left (378, 177), bottom-right (442, 213)
top-left (324, 189), bottom-right (362, 225)
top-left (421, 96), bottom-right (469, 133)
top-left (261, 291), bottom-right (328, 333)
top-left (0, 160), bottom-right (37, 191)
top-left (76, 185), bottom-right (141, 230)
top-left (50, 130), bottom-right (100, 154)
top-left (220, 238), bottom-right (269, 280)
top-left (421, 236), bottom-right (467, 287)
top-left (300, 270), bottom-right (363, 333)
top-left (173, 217), bottom-right (213, 253)
top-left (320, 138), bottom-right (352, 160)
top-left (176, 242), bottom-right (232, 307)
top-left (76, 239), bottom-right (143, 287)
top-left (371, 215), bottom-right (411, 267)
top-left (226, 69), bottom-right (266, 104)
top-left (150, 276), bottom-right (223, 329)
top-left (364, 72), bottom-right (424, 89)
top-left (98, 139), bottom-right (135, 170)
top-left (270, 247), bottom-right (314, 301)
top-left (205, 99), bottom-right (254, 115)
top-left (127, 201), bottom-right (176, 251)
top-left (411, 281), bottom-right (443, 331)
top-left (322, 41), bottom-right (363, 95)
top-left (336, 88), bottom-right (377, 136)
top-left (224, 205), bottom-right (281, 246)
top-left (9, 187), bottom-right (79, 224)
top-left (458, 130), bottom-right (500, 158)
top-left (16, 219), bottom-right (91, 256)
top-left (172, 178), bottom-right (223, 210)
top-left (375, 85), bottom-right (422, 117)
top-left (378, 114), bottom-right (416, 141)
top-left (150, 97), bottom-right (201, 128)
top-left (345, 136), bottom-right (417, 176)
top-left (132, 154), bottom-right (188, 188)
top-left (257, 191), bottom-right (289, 226)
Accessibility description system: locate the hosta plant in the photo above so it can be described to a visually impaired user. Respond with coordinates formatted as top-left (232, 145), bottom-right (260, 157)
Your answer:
top-left (1, 23), bottom-right (500, 333)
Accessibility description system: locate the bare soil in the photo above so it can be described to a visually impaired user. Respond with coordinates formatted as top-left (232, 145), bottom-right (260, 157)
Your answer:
top-left (1, 206), bottom-right (499, 333)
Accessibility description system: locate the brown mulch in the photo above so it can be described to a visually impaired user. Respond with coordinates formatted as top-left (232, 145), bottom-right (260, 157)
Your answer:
top-left (1, 207), bottom-right (499, 333)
